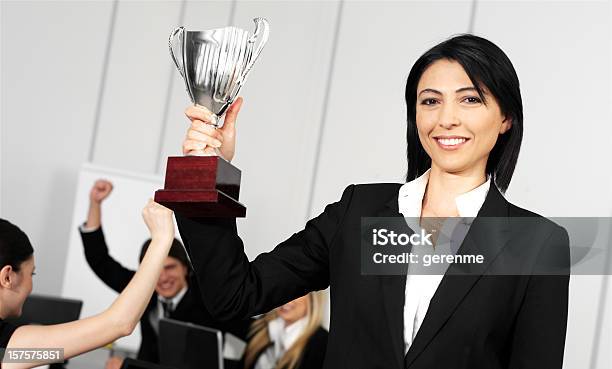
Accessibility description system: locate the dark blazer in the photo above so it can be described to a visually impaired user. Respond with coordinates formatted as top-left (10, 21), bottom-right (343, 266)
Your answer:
top-left (176, 181), bottom-right (570, 369)
top-left (79, 228), bottom-right (250, 363)
top-left (0, 319), bottom-right (17, 348)
top-left (225, 325), bottom-right (327, 369)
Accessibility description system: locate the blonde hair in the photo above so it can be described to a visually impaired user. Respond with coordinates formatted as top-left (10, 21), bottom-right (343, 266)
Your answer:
top-left (243, 292), bottom-right (325, 369)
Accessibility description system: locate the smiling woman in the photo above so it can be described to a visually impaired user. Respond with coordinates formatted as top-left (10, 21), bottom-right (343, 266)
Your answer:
top-left (405, 35), bottom-right (523, 198)
top-left (176, 34), bottom-right (570, 369)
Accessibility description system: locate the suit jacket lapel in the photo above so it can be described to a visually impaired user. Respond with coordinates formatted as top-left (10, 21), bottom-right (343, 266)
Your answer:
top-left (403, 181), bottom-right (512, 368)
top-left (376, 196), bottom-right (411, 369)
top-left (170, 287), bottom-right (196, 320)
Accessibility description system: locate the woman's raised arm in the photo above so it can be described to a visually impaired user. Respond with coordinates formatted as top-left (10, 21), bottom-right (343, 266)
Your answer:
top-left (4, 200), bottom-right (174, 369)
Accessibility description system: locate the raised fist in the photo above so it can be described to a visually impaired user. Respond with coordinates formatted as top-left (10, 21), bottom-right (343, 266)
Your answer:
top-left (142, 199), bottom-right (174, 243)
top-left (90, 179), bottom-right (114, 204)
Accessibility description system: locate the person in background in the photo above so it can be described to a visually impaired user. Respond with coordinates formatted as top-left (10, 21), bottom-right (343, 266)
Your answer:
top-left (0, 200), bottom-right (174, 369)
top-left (240, 292), bottom-right (327, 369)
top-left (80, 179), bottom-right (249, 366)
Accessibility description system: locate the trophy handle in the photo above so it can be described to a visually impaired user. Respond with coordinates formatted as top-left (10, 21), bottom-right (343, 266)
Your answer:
top-left (223, 18), bottom-right (269, 112)
top-left (236, 18), bottom-right (269, 87)
top-left (169, 26), bottom-right (185, 77)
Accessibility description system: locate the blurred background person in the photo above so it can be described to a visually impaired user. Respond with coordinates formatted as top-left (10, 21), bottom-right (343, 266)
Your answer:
top-left (226, 292), bottom-right (327, 369)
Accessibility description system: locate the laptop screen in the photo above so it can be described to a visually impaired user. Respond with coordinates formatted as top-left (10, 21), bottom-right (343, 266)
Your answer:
top-left (7, 294), bottom-right (83, 326)
top-left (159, 318), bottom-right (224, 369)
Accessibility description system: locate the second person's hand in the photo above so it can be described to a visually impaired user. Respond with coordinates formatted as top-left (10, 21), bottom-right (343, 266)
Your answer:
top-left (182, 97), bottom-right (243, 161)
top-left (90, 179), bottom-right (113, 204)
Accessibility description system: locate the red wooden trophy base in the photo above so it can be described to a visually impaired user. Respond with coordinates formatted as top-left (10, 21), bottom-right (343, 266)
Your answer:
top-left (154, 156), bottom-right (246, 217)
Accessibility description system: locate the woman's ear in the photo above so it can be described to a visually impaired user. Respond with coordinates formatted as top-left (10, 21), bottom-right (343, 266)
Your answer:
top-left (0, 265), bottom-right (15, 289)
top-left (500, 116), bottom-right (512, 134)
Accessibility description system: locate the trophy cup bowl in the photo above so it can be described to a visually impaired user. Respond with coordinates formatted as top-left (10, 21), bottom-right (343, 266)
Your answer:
top-left (154, 18), bottom-right (269, 217)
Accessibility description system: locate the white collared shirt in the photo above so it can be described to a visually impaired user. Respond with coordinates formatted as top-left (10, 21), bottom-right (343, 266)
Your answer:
top-left (254, 316), bottom-right (308, 369)
top-left (398, 168), bottom-right (492, 354)
top-left (157, 285), bottom-right (188, 319)
top-left (150, 285), bottom-right (188, 334)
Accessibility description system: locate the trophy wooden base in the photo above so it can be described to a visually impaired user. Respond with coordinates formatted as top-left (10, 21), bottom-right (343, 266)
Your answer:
top-left (154, 156), bottom-right (246, 217)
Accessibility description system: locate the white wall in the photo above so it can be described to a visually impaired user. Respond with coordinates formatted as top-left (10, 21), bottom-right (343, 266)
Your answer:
top-left (2, 0), bottom-right (611, 367)
top-left (1, 0), bottom-right (114, 294)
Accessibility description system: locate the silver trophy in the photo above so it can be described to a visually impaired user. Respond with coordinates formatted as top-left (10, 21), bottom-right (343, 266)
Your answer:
top-left (155, 19), bottom-right (269, 218)
top-left (169, 18), bottom-right (270, 128)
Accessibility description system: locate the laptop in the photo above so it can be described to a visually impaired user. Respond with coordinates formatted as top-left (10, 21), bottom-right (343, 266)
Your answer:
top-left (121, 358), bottom-right (176, 369)
top-left (7, 294), bottom-right (83, 326)
top-left (159, 318), bottom-right (224, 369)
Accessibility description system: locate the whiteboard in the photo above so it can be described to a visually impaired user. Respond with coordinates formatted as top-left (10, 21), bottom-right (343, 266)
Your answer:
top-left (61, 162), bottom-right (169, 352)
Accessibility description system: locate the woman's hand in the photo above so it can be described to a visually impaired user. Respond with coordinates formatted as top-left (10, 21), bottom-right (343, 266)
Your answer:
top-left (182, 97), bottom-right (243, 161)
top-left (142, 199), bottom-right (174, 243)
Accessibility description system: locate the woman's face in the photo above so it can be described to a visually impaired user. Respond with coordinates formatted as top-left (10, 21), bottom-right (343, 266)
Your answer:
top-left (276, 295), bottom-right (310, 326)
top-left (1, 256), bottom-right (35, 318)
top-left (415, 59), bottom-right (511, 175)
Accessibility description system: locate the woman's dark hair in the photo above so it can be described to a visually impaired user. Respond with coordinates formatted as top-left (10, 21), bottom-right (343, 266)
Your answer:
top-left (405, 34), bottom-right (523, 193)
top-left (0, 219), bottom-right (34, 272)
top-left (139, 238), bottom-right (190, 269)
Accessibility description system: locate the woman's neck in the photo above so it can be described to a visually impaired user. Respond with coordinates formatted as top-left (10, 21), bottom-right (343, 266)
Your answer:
top-left (422, 164), bottom-right (487, 217)
top-left (282, 315), bottom-right (307, 329)
top-left (0, 304), bottom-right (7, 320)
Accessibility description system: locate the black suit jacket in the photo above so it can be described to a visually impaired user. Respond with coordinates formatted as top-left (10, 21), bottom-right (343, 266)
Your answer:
top-left (79, 228), bottom-right (250, 363)
top-left (176, 181), bottom-right (570, 369)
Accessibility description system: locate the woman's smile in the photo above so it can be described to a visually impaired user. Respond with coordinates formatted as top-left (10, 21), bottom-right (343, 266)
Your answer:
top-left (433, 135), bottom-right (471, 151)
top-left (415, 59), bottom-right (511, 175)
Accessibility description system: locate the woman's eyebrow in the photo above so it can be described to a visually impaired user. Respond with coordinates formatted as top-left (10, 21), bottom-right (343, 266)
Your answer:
top-left (418, 88), bottom-right (442, 96)
top-left (455, 86), bottom-right (479, 93)
top-left (418, 86), bottom-right (479, 97)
